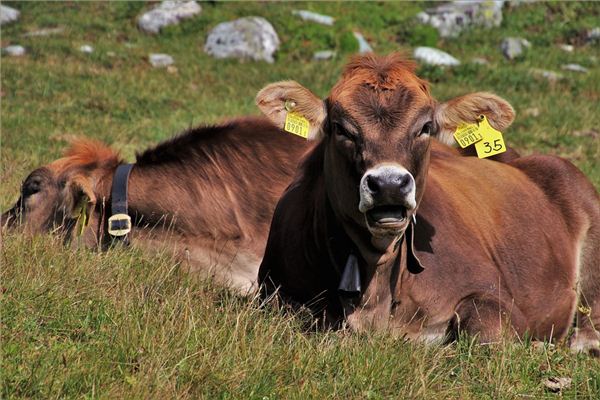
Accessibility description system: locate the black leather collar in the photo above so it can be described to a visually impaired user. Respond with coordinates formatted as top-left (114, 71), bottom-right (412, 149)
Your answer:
top-left (108, 163), bottom-right (134, 244)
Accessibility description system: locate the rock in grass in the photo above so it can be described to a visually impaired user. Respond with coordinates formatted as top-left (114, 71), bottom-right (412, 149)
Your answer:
top-left (2, 45), bottom-right (26, 56)
top-left (561, 63), bottom-right (589, 74)
top-left (501, 37), bottom-right (530, 60)
top-left (414, 46), bottom-right (460, 67)
top-left (138, 1), bottom-right (201, 34)
top-left (204, 17), bottom-right (280, 63)
top-left (313, 50), bottom-right (336, 61)
top-left (292, 10), bottom-right (334, 26)
top-left (530, 68), bottom-right (564, 82)
top-left (353, 32), bottom-right (373, 54)
top-left (149, 53), bottom-right (174, 68)
top-left (79, 45), bottom-right (94, 54)
top-left (0, 5), bottom-right (20, 26)
top-left (558, 44), bottom-right (574, 52)
top-left (417, 0), bottom-right (504, 38)
top-left (587, 27), bottom-right (600, 42)
top-left (542, 377), bottom-right (572, 393)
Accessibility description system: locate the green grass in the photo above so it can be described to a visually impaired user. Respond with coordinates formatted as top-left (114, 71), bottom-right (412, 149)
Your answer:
top-left (1, 1), bottom-right (599, 399)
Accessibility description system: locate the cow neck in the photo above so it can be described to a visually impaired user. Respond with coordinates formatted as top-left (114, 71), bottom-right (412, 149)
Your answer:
top-left (324, 194), bottom-right (407, 315)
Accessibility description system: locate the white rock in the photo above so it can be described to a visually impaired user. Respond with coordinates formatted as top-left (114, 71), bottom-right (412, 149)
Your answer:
top-left (418, 1), bottom-right (504, 38)
top-left (501, 37), bottom-right (528, 60)
top-left (292, 10), bottom-right (334, 26)
top-left (588, 27), bottom-right (600, 42)
top-left (353, 32), bottom-right (373, 54)
top-left (79, 45), bottom-right (94, 54)
top-left (3, 45), bottom-right (26, 56)
top-left (530, 68), bottom-right (564, 82)
top-left (22, 27), bottom-right (64, 37)
top-left (204, 17), bottom-right (280, 63)
top-left (414, 46), bottom-right (460, 67)
top-left (149, 53), bottom-right (174, 67)
top-left (313, 50), bottom-right (336, 61)
top-left (0, 5), bottom-right (20, 26)
top-left (561, 63), bottom-right (588, 74)
top-left (558, 44), bottom-right (574, 52)
top-left (138, 1), bottom-right (202, 34)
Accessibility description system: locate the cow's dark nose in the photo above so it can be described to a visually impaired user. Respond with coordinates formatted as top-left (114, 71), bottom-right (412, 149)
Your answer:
top-left (365, 170), bottom-right (414, 199)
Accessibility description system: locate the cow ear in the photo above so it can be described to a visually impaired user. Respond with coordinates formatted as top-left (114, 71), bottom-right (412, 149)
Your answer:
top-left (68, 175), bottom-right (96, 229)
top-left (434, 92), bottom-right (515, 145)
top-left (256, 80), bottom-right (327, 140)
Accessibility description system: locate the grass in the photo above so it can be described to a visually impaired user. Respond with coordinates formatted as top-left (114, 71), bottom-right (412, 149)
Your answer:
top-left (1, 1), bottom-right (599, 398)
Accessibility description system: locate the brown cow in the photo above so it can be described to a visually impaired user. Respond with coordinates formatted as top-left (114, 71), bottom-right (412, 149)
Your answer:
top-left (2, 117), bottom-right (312, 293)
top-left (256, 53), bottom-right (600, 355)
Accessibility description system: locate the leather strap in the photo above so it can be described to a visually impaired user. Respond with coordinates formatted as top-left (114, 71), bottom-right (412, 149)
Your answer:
top-left (108, 163), bottom-right (134, 243)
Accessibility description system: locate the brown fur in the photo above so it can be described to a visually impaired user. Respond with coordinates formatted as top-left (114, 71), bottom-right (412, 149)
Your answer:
top-left (257, 53), bottom-right (600, 354)
top-left (3, 117), bottom-right (313, 292)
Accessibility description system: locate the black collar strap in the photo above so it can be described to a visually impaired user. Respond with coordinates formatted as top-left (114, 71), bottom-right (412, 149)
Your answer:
top-left (108, 163), bottom-right (134, 242)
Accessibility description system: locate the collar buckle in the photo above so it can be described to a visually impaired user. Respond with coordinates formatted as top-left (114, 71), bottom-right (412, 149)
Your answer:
top-left (108, 213), bottom-right (131, 237)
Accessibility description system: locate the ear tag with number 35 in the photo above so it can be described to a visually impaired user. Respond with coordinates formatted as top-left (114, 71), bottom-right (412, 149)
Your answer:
top-left (283, 99), bottom-right (310, 139)
top-left (473, 116), bottom-right (506, 158)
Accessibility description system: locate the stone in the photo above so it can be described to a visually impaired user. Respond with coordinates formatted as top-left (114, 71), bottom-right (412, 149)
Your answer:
top-left (313, 50), bottom-right (336, 61)
top-left (558, 44), bottom-right (574, 52)
top-left (138, 1), bottom-right (201, 34)
top-left (0, 5), bottom-right (20, 26)
top-left (587, 27), bottom-right (600, 42)
top-left (149, 53), bottom-right (174, 68)
top-left (470, 57), bottom-right (489, 65)
top-left (204, 17), bottom-right (280, 63)
top-left (530, 68), bottom-right (564, 82)
top-left (414, 46), bottom-right (460, 67)
top-left (542, 377), bottom-right (572, 393)
top-left (292, 10), bottom-right (334, 26)
top-left (501, 37), bottom-right (528, 60)
top-left (22, 27), bottom-right (64, 37)
top-left (2, 45), bottom-right (26, 56)
top-left (79, 45), bottom-right (94, 54)
top-left (561, 63), bottom-right (589, 73)
top-left (417, 0), bottom-right (504, 38)
top-left (353, 32), bottom-right (373, 54)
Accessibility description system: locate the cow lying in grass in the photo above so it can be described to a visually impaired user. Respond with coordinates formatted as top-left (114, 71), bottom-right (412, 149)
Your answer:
top-left (256, 53), bottom-right (600, 355)
top-left (2, 117), bottom-right (312, 293)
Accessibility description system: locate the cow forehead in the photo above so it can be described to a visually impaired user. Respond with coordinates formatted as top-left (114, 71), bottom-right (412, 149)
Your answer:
top-left (328, 55), bottom-right (431, 130)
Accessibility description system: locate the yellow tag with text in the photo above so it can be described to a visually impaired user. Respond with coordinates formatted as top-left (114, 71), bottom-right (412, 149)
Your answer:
top-left (284, 112), bottom-right (310, 139)
top-left (453, 121), bottom-right (484, 148)
top-left (474, 117), bottom-right (506, 158)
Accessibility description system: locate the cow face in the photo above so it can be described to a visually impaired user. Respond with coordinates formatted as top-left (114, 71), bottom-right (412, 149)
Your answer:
top-left (2, 140), bottom-right (119, 243)
top-left (259, 54), bottom-right (515, 240)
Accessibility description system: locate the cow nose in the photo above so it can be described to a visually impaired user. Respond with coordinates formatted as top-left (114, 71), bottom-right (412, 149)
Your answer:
top-left (359, 165), bottom-right (417, 213)
top-left (365, 172), bottom-right (413, 197)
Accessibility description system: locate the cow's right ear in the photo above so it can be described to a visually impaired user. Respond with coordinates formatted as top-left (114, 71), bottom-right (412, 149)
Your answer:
top-left (256, 80), bottom-right (326, 140)
top-left (434, 92), bottom-right (515, 145)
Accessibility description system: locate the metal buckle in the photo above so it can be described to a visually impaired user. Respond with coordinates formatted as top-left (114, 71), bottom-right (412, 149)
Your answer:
top-left (107, 213), bottom-right (131, 237)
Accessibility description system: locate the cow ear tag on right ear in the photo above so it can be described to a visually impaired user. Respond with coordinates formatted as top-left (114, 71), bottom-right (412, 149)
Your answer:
top-left (284, 99), bottom-right (310, 139)
top-left (453, 115), bottom-right (506, 158)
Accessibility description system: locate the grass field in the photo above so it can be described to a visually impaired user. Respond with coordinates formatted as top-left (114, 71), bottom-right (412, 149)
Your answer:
top-left (2, 1), bottom-right (599, 398)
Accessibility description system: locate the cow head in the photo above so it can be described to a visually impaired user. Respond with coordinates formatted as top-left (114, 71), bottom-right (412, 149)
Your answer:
top-left (2, 139), bottom-right (121, 244)
top-left (257, 53), bottom-right (514, 247)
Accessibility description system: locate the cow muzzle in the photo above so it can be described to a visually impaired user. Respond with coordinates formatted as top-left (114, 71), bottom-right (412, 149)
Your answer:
top-left (358, 165), bottom-right (416, 236)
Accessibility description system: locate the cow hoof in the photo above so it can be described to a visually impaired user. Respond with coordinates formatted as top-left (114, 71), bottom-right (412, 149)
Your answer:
top-left (569, 329), bottom-right (600, 357)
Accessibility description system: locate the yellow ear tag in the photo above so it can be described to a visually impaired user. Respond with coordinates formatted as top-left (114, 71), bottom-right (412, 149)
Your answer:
top-left (474, 116), bottom-right (506, 158)
top-left (74, 199), bottom-right (90, 237)
top-left (283, 100), bottom-right (310, 139)
top-left (453, 119), bottom-right (484, 148)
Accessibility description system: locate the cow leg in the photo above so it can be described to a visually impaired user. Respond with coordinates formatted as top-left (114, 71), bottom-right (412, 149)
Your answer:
top-left (451, 296), bottom-right (527, 344)
top-left (570, 220), bottom-right (600, 357)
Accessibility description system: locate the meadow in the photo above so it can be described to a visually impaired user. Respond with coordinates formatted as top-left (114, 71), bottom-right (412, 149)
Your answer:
top-left (1, 2), bottom-right (599, 398)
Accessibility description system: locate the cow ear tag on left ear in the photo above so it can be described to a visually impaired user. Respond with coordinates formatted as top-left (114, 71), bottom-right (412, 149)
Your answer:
top-left (73, 196), bottom-right (91, 237)
top-left (473, 115), bottom-right (506, 158)
top-left (283, 99), bottom-right (310, 139)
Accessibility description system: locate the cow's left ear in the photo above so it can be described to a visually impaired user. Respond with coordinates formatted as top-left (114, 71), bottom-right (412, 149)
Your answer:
top-left (256, 80), bottom-right (326, 140)
top-left (434, 92), bottom-right (515, 145)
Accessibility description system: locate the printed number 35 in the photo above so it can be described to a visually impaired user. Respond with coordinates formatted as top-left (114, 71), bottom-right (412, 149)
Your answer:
top-left (483, 139), bottom-right (503, 153)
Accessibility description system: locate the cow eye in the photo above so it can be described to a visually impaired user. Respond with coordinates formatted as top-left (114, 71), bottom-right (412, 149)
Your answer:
top-left (22, 177), bottom-right (42, 198)
top-left (418, 122), bottom-right (433, 137)
top-left (333, 122), bottom-right (354, 140)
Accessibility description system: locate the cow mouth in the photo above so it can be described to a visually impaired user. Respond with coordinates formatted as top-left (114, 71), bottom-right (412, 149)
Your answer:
top-left (366, 205), bottom-right (407, 229)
